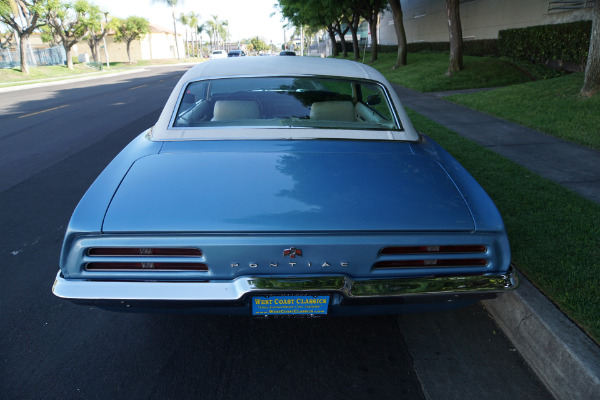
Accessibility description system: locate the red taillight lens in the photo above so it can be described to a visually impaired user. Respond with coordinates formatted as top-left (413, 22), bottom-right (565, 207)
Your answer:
top-left (380, 245), bottom-right (487, 255)
top-left (86, 262), bottom-right (208, 271)
top-left (88, 248), bottom-right (203, 257)
top-left (373, 259), bottom-right (488, 269)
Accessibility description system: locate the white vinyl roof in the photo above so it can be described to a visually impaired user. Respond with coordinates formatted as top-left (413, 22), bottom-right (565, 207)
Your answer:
top-left (152, 57), bottom-right (419, 141)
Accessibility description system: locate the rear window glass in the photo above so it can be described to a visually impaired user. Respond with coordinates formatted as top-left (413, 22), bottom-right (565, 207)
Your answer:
top-left (172, 76), bottom-right (400, 131)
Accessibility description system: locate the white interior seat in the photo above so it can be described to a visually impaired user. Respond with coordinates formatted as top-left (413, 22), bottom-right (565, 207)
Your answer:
top-left (212, 100), bottom-right (260, 121)
top-left (310, 101), bottom-right (355, 122)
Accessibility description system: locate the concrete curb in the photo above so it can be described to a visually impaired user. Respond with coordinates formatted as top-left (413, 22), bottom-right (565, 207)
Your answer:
top-left (483, 274), bottom-right (600, 400)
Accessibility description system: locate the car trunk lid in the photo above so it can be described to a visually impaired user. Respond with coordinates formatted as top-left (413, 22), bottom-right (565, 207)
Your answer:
top-left (102, 148), bottom-right (474, 233)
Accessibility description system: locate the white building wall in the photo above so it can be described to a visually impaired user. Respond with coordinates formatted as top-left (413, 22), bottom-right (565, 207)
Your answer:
top-left (379, 0), bottom-right (594, 45)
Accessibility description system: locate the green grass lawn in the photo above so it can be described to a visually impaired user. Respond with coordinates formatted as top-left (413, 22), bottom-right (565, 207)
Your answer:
top-left (363, 52), bottom-right (533, 92)
top-left (447, 73), bottom-right (600, 151)
top-left (359, 51), bottom-right (598, 151)
top-left (0, 57), bottom-right (204, 87)
top-left (407, 108), bottom-right (600, 344)
top-left (0, 64), bottom-right (101, 84)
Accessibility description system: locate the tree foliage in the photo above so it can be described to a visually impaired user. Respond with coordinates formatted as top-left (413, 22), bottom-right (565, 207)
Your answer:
top-left (278, 0), bottom-right (389, 62)
top-left (84, 7), bottom-right (109, 63)
top-left (46, 0), bottom-right (102, 69)
top-left (113, 15), bottom-right (149, 63)
top-left (205, 15), bottom-right (228, 51)
top-left (250, 36), bottom-right (269, 53)
top-left (0, 0), bottom-right (49, 74)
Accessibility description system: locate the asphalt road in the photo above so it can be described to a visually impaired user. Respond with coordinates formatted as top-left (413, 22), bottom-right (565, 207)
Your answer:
top-left (0, 65), bottom-right (551, 400)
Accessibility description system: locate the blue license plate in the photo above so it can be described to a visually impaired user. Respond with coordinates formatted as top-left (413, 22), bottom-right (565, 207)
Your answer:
top-left (252, 295), bottom-right (330, 316)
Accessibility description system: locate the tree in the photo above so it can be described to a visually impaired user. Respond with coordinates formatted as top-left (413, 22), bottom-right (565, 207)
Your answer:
top-left (206, 15), bottom-right (220, 50)
top-left (0, 0), bottom-right (48, 74)
top-left (113, 16), bottom-right (149, 63)
top-left (358, 0), bottom-right (386, 62)
top-left (186, 11), bottom-right (199, 57)
top-left (445, 0), bottom-right (463, 76)
top-left (581, 1), bottom-right (600, 97)
top-left (250, 36), bottom-right (268, 53)
top-left (152, 0), bottom-right (180, 59)
top-left (325, 23), bottom-right (338, 56)
top-left (46, 0), bottom-right (101, 70)
top-left (85, 9), bottom-right (109, 64)
top-left (388, 0), bottom-right (406, 68)
top-left (178, 12), bottom-right (189, 57)
top-left (278, 0), bottom-right (347, 57)
top-left (218, 19), bottom-right (228, 49)
top-left (196, 22), bottom-right (205, 56)
top-left (342, 1), bottom-right (361, 60)
top-left (332, 18), bottom-right (349, 57)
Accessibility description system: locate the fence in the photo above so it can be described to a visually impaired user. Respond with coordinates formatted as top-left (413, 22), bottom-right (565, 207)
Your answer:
top-left (0, 45), bottom-right (66, 69)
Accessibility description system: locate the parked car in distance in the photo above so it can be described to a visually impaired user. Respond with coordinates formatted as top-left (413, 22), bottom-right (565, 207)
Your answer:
top-left (210, 50), bottom-right (227, 59)
top-left (227, 50), bottom-right (246, 57)
top-left (52, 57), bottom-right (518, 316)
top-left (279, 50), bottom-right (296, 56)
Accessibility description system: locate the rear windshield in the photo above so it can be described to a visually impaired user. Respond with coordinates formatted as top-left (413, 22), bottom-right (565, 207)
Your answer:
top-left (172, 76), bottom-right (400, 131)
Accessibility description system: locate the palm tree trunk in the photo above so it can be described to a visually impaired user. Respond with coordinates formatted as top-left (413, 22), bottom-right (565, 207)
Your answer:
top-left (171, 6), bottom-right (180, 59)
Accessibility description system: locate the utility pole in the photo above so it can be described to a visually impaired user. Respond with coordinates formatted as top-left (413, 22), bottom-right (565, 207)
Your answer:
top-left (300, 26), bottom-right (304, 56)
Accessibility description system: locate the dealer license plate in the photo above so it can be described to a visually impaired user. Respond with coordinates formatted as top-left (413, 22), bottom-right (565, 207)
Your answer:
top-left (252, 295), bottom-right (330, 316)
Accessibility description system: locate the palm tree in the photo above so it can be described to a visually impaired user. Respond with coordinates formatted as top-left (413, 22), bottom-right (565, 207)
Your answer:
top-left (207, 15), bottom-right (219, 49)
top-left (152, 0), bottom-right (181, 59)
top-left (180, 12), bottom-right (199, 57)
top-left (178, 12), bottom-right (189, 57)
top-left (187, 12), bottom-right (200, 57)
top-left (218, 20), bottom-right (228, 50)
top-left (197, 23), bottom-right (206, 56)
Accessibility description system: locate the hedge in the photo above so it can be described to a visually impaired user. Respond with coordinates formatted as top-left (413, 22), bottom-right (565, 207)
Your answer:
top-left (498, 20), bottom-right (592, 70)
top-left (373, 39), bottom-right (499, 56)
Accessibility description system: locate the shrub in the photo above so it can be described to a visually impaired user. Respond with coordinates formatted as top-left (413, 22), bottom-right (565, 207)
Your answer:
top-left (498, 21), bottom-right (592, 71)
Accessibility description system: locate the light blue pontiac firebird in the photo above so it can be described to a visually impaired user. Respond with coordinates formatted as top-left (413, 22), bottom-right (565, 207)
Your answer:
top-left (52, 56), bottom-right (517, 316)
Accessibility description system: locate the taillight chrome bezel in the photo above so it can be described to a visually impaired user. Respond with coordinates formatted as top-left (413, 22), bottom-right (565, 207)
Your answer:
top-left (87, 247), bottom-right (203, 257)
top-left (84, 247), bottom-right (208, 272)
top-left (379, 245), bottom-right (487, 255)
top-left (374, 245), bottom-right (489, 270)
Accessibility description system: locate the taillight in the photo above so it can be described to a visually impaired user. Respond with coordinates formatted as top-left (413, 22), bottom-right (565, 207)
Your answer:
top-left (85, 247), bottom-right (207, 272)
top-left (373, 259), bottom-right (488, 269)
top-left (380, 245), bottom-right (486, 255)
top-left (374, 245), bottom-right (488, 270)
top-left (88, 248), bottom-right (203, 257)
top-left (86, 262), bottom-right (208, 271)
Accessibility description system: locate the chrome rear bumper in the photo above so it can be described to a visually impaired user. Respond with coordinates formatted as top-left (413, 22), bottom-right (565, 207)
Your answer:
top-left (53, 268), bottom-right (518, 301)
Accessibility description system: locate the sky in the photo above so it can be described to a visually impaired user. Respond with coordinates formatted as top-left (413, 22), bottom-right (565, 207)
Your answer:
top-left (93, 0), bottom-right (292, 45)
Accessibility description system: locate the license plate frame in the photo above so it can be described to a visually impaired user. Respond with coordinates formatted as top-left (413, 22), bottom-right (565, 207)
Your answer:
top-left (251, 294), bottom-right (330, 316)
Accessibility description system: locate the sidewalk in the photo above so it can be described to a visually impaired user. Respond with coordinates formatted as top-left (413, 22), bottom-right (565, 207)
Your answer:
top-left (394, 84), bottom-right (600, 204)
top-left (393, 84), bottom-right (600, 400)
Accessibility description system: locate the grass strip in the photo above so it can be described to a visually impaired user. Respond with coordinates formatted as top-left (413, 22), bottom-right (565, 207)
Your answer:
top-left (407, 108), bottom-right (600, 344)
top-left (446, 72), bottom-right (600, 151)
top-left (0, 64), bottom-right (102, 84)
top-left (364, 52), bottom-right (533, 92)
